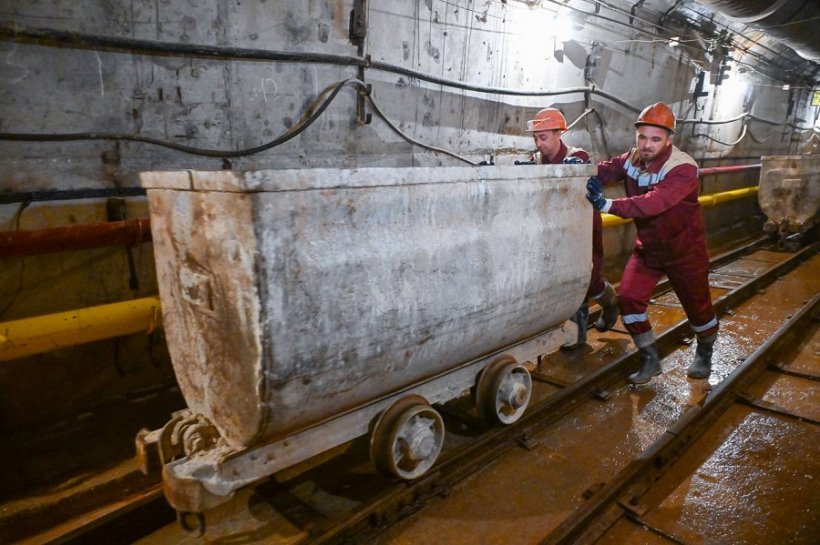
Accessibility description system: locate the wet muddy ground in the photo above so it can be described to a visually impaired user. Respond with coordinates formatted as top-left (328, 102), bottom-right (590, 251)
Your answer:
top-left (6, 250), bottom-right (818, 545)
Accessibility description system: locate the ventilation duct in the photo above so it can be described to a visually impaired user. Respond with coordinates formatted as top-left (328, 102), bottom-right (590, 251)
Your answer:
top-left (695, 0), bottom-right (820, 62)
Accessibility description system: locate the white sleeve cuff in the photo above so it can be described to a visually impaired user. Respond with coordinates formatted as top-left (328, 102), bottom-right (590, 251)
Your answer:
top-left (601, 199), bottom-right (613, 213)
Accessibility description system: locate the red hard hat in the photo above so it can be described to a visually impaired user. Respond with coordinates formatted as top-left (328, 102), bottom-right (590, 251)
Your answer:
top-left (526, 108), bottom-right (568, 132)
top-left (634, 102), bottom-right (676, 133)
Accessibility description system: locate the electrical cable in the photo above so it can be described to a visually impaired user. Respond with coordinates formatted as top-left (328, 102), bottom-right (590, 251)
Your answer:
top-left (565, 109), bottom-right (597, 131)
top-left (694, 122), bottom-right (748, 146)
top-left (678, 112), bottom-right (814, 131)
top-left (0, 202), bottom-right (29, 319)
top-left (369, 59), bottom-right (643, 111)
top-left (3, 82), bottom-right (813, 165)
top-left (2, 4), bottom-right (815, 84)
top-left (747, 128), bottom-right (784, 144)
top-left (363, 92), bottom-right (477, 166)
top-left (0, 23), bottom-right (650, 114)
top-left (2, 22), bottom-right (813, 117)
top-left (678, 112), bottom-right (747, 126)
top-left (0, 77), bottom-right (481, 165)
top-left (0, 23), bottom-right (605, 103)
top-left (666, 3), bottom-right (803, 73)
top-left (589, 108), bottom-right (612, 158)
top-left (0, 23), bottom-right (365, 68)
top-left (1, 79), bottom-right (362, 158)
top-left (748, 114), bottom-right (814, 130)
top-left (0, 188), bottom-right (146, 206)
top-left (0, 23), bottom-right (814, 166)
top-left (555, 0), bottom-right (809, 83)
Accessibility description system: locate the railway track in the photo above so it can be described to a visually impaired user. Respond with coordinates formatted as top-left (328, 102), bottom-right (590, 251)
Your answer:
top-left (11, 237), bottom-right (818, 545)
top-left (543, 291), bottom-right (819, 545)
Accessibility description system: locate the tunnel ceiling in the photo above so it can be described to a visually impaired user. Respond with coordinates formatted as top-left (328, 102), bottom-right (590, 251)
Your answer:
top-left (677, 0), bottom-right (820, 85)
top-left (693, 0), bottom-right (820, 63)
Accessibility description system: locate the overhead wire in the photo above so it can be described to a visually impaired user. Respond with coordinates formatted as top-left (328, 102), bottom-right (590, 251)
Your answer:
top-left (679, 112), bottom-right (813, 131)
top-left (1, 78), bottom-right (362, 158)
top-left (565, 109), bottom-right (597, 131)
top-left (1, 20), bottom-right (812, 107)
top-left (0, 19), bottom-right (815, 164)
top-left (575, 108), bottom-right (613, 158)
top-left (747, 128), bottom-right (785, 144)
top-left (0, 78), bottom-right (480, 164)
top-left (363, 91), bottom-right (477, 165)
top-left (678, 112), bottom-right (747, 126)
top-left (556, 0), bottom-right (810, 82)
top-left (0, 23), bottom-right (643, 111)
top-left (670, 4), bottom-right (802, 76)
top-left (694, 123), bottom-right (748, 146)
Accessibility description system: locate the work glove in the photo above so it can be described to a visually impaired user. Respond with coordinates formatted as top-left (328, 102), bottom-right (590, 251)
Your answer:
top-left (586, 176), bottom-right (602, 194)
top-left (585, 176), bottom-right (607, 210)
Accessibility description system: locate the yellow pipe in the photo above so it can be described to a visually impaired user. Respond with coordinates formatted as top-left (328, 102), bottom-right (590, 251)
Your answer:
top-left (601, 214), bottom-right (633, 228)
top-left (0, 185), bottom-right (760, 361)
top-left (602, 185), bottom-right (758, 229)
top-left (0, 296), bottom-right (162, 361)
top-left (698, 186), bottom-right (758, 208)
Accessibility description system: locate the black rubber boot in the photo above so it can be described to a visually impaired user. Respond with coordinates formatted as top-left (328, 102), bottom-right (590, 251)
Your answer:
top-left (593, 281), bottom-right (619, 332)
top-left (687, 340), bottom-right (714, 379)
top-left (628, 343), bottom-right (661, 384)
top-left (562, 303), bottom-right (589, 349)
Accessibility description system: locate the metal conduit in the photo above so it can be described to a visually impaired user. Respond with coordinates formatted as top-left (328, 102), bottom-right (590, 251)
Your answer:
top-left (0, 168), bottom-right (761, 258)
top-left (698, 164), bottom-right (761, 176)
top-left (602, 186), bottom-right (759, 228)
top-left (1, 183), bottom-right (760, 361)
top-left (0, 218), bottom-right (151, 258)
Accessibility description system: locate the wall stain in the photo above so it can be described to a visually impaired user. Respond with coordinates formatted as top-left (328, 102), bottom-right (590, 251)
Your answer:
top-left (422, 111), bottom-right (434, 126)
top-left (425, 41), bottom-right (440, 63)
top-left (284, 11), bottom-right (312, 42)
top-left (317, 22), bottom-right (329, 43)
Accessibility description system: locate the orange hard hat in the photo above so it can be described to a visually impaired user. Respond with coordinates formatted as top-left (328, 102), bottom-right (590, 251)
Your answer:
top-left (634, 102), bottom-right (676, 133)
top-left (526, 108), bottom-right (567, 132)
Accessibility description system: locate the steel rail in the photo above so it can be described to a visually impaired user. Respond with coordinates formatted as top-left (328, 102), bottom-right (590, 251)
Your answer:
top-left (41, 237), bottom-right (802, 544)
top-left (302, 241), bottom-right (818, 545)
top-left (540, 290), bottom-right (820, 545)
top-left (48, 487), bottom-right (174, 545)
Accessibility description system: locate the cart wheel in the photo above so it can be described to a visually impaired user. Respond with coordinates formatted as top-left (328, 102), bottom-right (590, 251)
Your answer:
top-left (370, 395), bottom-right (445, 480)
top-left (475, 356), bottom-right (532, 425)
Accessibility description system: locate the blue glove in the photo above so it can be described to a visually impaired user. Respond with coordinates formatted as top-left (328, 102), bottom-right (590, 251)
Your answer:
top-left (562, 156), bottom-right (589, 164)
top-left (586, 176), bottom-right (602, 194)
top-left (585, 176), bottom-right (607, 210)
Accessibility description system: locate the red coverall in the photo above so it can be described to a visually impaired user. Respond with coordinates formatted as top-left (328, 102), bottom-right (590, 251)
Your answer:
top-left (531, 142), bottom-right (606, 299)
top-left (596, 144), bottom-right (718, 348)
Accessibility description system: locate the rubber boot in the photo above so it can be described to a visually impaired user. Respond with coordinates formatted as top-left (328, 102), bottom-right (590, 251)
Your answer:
top-left (562, 303), bottom-right (589, 349)
top-left (628, 343), bottom-right (661, 384)
top-left (593, 281), bottom-right (619, 332)
top-left (687, 339), bottom-right (714, 379)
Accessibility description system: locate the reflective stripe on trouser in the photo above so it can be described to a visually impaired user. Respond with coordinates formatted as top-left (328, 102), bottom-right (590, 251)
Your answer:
top-left (586, 209), bottom-right (606, 298)
top-left (618, 252), bottom-right (719, 340)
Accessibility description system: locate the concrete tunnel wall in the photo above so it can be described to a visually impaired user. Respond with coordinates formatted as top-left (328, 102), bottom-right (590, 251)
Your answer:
top-left (0, 0), bottom-right (817, 432)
